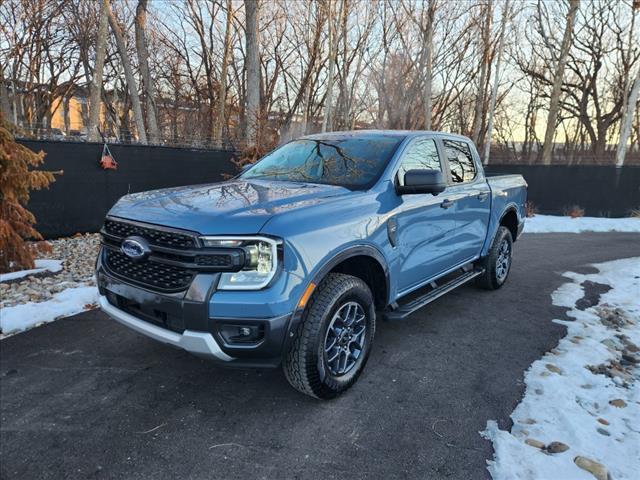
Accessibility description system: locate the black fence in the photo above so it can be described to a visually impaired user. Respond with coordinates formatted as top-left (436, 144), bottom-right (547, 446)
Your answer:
top-left (19, 140), bottom-right (640, 239)
top-left (22, 140), bottom-right (238, 238)
top-left (485, 165), bottom-right (640, 217)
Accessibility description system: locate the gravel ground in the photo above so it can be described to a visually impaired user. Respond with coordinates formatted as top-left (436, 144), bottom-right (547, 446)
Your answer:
top-left (0, 233), bottom-right (100, 308)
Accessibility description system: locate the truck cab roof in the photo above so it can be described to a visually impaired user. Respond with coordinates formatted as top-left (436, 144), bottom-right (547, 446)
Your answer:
top-left (302, 129), bottom-right (473, 143)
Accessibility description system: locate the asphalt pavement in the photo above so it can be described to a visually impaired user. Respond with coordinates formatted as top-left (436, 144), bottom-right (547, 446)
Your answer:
top-left (1, 232), bottom-right (639, 479)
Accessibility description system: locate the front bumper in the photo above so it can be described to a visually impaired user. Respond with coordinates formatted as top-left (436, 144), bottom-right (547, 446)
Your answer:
top-left (97, 251), bottom-right (295, 368)
top-left (99, 295), bottom-right (234, 362)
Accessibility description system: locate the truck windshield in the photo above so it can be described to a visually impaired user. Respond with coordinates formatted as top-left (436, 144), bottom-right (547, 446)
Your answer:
top-left (241, 135), bottom-right (403, 190)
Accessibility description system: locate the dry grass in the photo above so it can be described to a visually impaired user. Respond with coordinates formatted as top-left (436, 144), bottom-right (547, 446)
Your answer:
top-left (563, 205), bottom-right (585, 218)
top-left (525, 201), bottom-right (537, 218)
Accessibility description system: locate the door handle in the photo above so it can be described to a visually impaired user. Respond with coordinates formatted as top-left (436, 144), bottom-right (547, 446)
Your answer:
top-left (477, 192), bottom-right (489, 201)
top-left (440, 199), bottom-right (454, 209)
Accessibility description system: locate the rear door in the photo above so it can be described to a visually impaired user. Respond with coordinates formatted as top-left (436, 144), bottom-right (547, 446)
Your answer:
top-left (440, 138), bottom-right (491, 264)
top-left (393, 136), bottom-right (458, 294)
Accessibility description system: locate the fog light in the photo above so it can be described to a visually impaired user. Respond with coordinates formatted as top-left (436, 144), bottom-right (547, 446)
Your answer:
top-left (218, 323), bottom-right (265, 344)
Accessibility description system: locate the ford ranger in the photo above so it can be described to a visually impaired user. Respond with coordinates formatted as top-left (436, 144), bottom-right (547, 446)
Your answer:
top-left (96, 130), bottom-right (527, 399)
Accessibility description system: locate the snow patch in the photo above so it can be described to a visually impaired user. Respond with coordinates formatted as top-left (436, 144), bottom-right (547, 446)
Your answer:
top-left (525, 215), bottom-right (640, 234)
top-left (0, 259), bottom-right (63, 282)
top-left (482, 257), bottom-right (640, 480)
top-left (0, 285), bottom-right (98, 335)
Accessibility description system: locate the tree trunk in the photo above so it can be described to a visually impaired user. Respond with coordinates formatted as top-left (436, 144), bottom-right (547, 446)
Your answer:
top-left (108, 6), bottom-right (148, 144)
top-left (616, 73), bottom-right (640, 167)
top-left (483, 0), bottom-right (510, 165)
top-left (87, 0), bottom-right (110, 142)
top-left (423, 0), bottom-right (436, 130)
top-left (215, 0), bottom-right (234, 149)
top-left (471, 0), bottom-right (492, 144)
top-left (336, 0), bottom-right (349, 128)
top-left (541, 0), bottom-right (579, 165)
top-left (0, 66), bottom-right (12, 121)
top-left (62, 95), bottom-right (70, 135)
top-left (322, 0), bottom-right (337, 132)
top-left (244, 0), bottom-right (261, 147)
top-left (135, 0), bottom-right (160, 144)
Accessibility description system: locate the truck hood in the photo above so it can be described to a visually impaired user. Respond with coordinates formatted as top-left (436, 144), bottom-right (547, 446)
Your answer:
top-left (108, 179), bottom-right (352, 234)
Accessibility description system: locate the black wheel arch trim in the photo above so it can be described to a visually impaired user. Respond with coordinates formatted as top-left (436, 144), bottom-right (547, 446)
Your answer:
top-left (311, 244), bottom-right (390, 293)
top-left (497, 205), bottom-right (521, 241)
top-left (282, 245), bottom-right (390, 355)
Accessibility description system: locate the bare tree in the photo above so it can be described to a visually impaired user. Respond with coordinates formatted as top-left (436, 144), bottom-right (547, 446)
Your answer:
top-left (616, 0), bottom-right (640, 167)
top-left (483, 0), bottom-right (510, 164)
top-left (135, 0), bottom-right (160, 143)
top-left (87, 0), bottom-right (110, 142)
top-left (541, 0), bottom-right (579, 165)
top-left (471, 0), bottom-right (492, 145)
top-left (616, 70), bottom-right (640, 167)
top-left (214, 0), bottom-right (234, 148)
top-left (0, 65), bottom-right (13, 120)
top-left (245, 0), bottom-right (260, 146)
top-left (322, 0), bottom-right (339, 133)
top-left (107, 5), bottom-right (147, 144)
top-left (423, 0), bottom-right (436, 129)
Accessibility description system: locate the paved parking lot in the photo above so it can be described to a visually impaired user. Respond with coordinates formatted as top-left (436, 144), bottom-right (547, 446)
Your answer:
top-left (1, 232), bottom-right (639, 479)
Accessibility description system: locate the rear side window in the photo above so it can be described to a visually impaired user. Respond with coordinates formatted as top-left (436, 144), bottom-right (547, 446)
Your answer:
top-left (397, 138), bottom-right (441, 186)
top-left (443, 140), bottom-right (476, 183)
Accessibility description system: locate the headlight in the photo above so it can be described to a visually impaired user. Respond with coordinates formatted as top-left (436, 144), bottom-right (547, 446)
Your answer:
top-left (200, 236), bottom-right (280, 290)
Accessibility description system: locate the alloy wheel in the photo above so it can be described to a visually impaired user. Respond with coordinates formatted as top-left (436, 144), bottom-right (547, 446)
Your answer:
top-left (323, 301), bottom-right (367, 376)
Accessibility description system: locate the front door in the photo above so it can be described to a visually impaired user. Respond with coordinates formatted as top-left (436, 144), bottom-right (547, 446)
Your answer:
top-left (393, 137), bottom-right (457, 295)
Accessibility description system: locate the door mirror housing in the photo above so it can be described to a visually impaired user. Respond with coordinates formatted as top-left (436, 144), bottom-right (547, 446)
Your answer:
top-left (396, 169), bottom-right (447, 195)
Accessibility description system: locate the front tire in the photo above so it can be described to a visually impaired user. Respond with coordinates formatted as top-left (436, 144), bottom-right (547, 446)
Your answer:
top-left (283, 273), bottom-right (376, 399)
top-left (476, 226), bottom-right (513, 290)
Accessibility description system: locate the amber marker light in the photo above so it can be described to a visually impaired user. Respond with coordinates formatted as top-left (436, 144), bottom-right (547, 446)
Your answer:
top-left (297, 282), bottom-right (316, 308)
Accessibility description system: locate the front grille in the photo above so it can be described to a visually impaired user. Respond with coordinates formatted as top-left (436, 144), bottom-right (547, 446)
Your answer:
top-left (104, 219), bottom-right (196, 249)
top-left (101, 218), bottom-right (244, 292)
top-left (194, 254), bottom-right (234, 267)
top-left (105, 249), bottom-right (194, 291)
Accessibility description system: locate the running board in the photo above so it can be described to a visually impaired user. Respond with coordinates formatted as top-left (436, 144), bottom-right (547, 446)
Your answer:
top-left (382, 269), bottom-right (484, 321)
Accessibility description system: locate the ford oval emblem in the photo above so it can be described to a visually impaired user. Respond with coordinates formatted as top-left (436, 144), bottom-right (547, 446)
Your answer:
top-left (121, 236), bottom-right (151, 260)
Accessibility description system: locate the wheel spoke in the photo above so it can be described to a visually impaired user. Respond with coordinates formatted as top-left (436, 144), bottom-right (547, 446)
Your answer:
top-left (325, 336), bottom-right (337, 352)
top-left (327, 348), bottom-right (340, 363)
top-left (339, 349), bottom-right (348, 373)
top-left (343, 304), bottom-right (354, 326)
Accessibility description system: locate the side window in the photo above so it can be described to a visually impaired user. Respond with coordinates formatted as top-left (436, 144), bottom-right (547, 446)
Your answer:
top-left (397, 138), bottom-right (441, 186)
top-left (443, 140), bottom-right (476, 184)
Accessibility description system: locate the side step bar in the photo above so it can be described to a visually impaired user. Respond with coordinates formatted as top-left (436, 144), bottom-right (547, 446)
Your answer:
top-left (383, 268), bottom-right (484, 321)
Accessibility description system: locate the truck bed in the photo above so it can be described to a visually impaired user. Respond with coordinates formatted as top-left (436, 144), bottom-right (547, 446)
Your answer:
top-left (483, 173), bottom-right (528, 250)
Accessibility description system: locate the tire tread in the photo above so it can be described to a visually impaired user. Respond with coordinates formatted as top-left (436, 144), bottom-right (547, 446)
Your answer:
top-left (283, 273), bottom-right (374, 399)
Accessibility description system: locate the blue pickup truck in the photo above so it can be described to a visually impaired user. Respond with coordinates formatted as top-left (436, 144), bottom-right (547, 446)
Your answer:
top-left (97, 130), bottom-right (527, 398)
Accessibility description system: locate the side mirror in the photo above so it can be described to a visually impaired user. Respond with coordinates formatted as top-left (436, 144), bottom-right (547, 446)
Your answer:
top-left (396, 169), bottom-right (447, 195)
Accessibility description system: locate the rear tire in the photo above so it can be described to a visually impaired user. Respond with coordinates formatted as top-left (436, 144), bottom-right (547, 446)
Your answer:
top-left (283, 273), bottom-right (376, 399)
top-left (476, 226), bottom-right (513, 290)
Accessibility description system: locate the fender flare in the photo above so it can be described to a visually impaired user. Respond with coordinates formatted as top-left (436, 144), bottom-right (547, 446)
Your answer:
top-left (282, 244), bottom-right (391, 352)
top-left (498, 205), bottom-right (521, 240)
top-left (310, 243), bottom-right (390, 296)
top-left (482, 205), bottom-right (521, 257)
